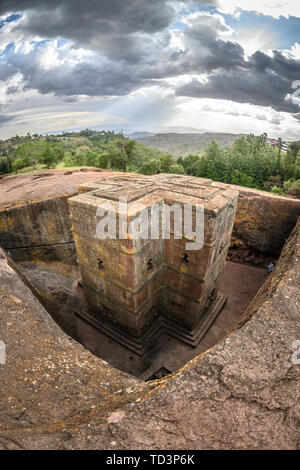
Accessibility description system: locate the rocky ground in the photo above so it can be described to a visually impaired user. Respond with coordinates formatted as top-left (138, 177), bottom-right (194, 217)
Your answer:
top-left (12, 259), bottom-right (267, 379)
top-left (0, 219), bottom-right (299, 449)
top-left (0, 169), bottom-right (118, 209)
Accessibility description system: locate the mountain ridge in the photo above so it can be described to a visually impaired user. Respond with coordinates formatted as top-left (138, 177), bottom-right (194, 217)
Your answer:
top-left (136, 132), bottom-right (246, 157)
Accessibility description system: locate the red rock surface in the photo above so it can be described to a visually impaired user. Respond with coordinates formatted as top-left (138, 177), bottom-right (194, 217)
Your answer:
top-left (0, 169), bottom-right (119, 209)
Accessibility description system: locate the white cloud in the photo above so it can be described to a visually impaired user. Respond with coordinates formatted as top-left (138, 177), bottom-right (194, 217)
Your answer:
top-left (0, 14), bottom-right (42, 51)
top-left (174, 97), bottom-right (300, 139)
top-left (217, 1), bottom-right (300, 19)
top-left (39, 40), bottom-right (94, 70)
top-left (1, 83), bottom-right (300, 141)
top-left (0, 72), bottom-right (23, 107)
top-left (183, 11), bottom-right (233, 34)
top-left (233, 28), bottom-right (277, 56)
top-left (290, 43), bottom-right (300, 59)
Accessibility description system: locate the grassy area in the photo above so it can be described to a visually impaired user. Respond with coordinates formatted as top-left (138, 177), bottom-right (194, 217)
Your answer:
top-left (6, 164), bottom-right (45, 177)
top-left (55, 162), bottom-right (99, 171)
top-left (4, 162), bottom-right (101, 178)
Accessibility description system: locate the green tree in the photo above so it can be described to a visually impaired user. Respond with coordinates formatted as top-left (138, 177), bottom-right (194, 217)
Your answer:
top-left (289, 142), bottom-right (300, 159)
top-left (139, 159), bottom-right (161, 175)
top-left (169, 163), bottom-right (185, 174)
top-left (181, 154), bottom-right (201, 175)
top-left (283, 179), bottom-right (300, 197)
top-left (160, 154), bottom-right (175, 173)
top-left (282, 149), bottom-right (296, 180)
top-left (0, 157), bottom-right (10, 175)
top-left (39, 143), bottom-right (61, 168)
top-left (12, 157), bottom-right (25, 173)
top-left (85, 150), bottom-right (99, 166)
top-left (97, 154), bottom-right (110, 169)
top-left (109, 138), bottom-right (136, 171)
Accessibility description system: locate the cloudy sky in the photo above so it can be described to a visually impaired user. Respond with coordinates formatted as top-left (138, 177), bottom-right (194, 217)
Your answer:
top-left (0, 0), bottom-right (300, 140)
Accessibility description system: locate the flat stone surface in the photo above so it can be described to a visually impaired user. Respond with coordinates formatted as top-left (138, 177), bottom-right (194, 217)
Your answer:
top-left (0, 169), bottom-right (118, 209)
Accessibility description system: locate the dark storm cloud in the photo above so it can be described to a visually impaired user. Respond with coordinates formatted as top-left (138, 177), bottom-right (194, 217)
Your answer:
top-left (132, 13), bottom-right (247, 79)
top-left (171, 13), bottom-right (300, 114)
top-left (0, 1), bottom-right (300, 116)
top-left (184, 22), bottom-right (246, 72)
top-left (0, 1), bottom-right (215, 47)
top-left (176, 47), bottom-right (300, 114)
top-left (0, 0), bottom-right (174, 34)
top-left (0, 5), bottom-right (233, 98)
top-left (0, 1), bottom-right (175, 64)
top-left (0, 114), bottom-right (15, 125)
top-left (0, 46), bottom-right (153, 97)
top-left (0, 1), bottom-right (218, 64)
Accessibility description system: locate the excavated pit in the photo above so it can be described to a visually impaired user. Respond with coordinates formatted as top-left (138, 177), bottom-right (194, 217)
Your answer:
top-left (4, 210), bottom-right (271, 380)
top-left (0, 170), bottom-right (299, 380)
top-left (11, 256), bottom-right (268, 379)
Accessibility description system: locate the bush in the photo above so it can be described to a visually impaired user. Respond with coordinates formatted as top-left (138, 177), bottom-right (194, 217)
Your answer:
top-left (263, 175), bottom-right (283, 192)
top-left (284, 179), bottom-right (300, 197)
top-left (0, 157), bottom-right (10, 175)
top-left (139, 159), bottom-right (161, 175)
top-left (12, 157), bottom-right (26, 173)
top-left (169, 164), bottom-right (185, 174)
top-left (63, 150), bottom-right (83, 167)
top-left (85, 150), bottom-right (98, 166)
top-left (97, 154), bottom-right (110, 169)
top-left (270, 185), bottom-right (284, 196)
top-left (160, 154), bottom-right (176, 173)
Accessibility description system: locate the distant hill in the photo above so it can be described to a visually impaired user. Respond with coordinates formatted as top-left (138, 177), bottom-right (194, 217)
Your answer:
top-left (136, 132), bottom-right (246, 157)
top-left (127, 131), bottom-right (156, 139)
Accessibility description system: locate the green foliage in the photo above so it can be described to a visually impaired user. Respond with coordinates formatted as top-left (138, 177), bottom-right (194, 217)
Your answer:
top-left (64, 155), bottom-right (77, 167)
top-left (39, 143), bottom-right (63, 168)
top-left (130, 141), bottom-right (167, 167)
top-left (282, 149), bottom-right (297, 180)
top-left (283, 179), bottom-right (300, 197)
top-left (12, 157), bottom-right (25, 173)
top-left (2, 129), bottom-right (299, 198)
top-left (270, 185), bottom-right (284, 196)
top-left (263, 175), bottom-right (283, 192)
top-left (137, 132), bottom-right (245, 157)
top-left (181, 154), bottom-right (201, 175)
top-left (107, 138), bottom-right (137, 171)
top-left (169, 163), bottom-right (185, 174)
top-left (85, 150), bottom-right (99, 166)
top-left (0, 130), bottom-right (167, 176)
top-left (230, 171), bottom-right (255, 188)
top-left (160, 154), bottom-right (176, 173)
top-left (0, 157), bottom-right (11, 174)
top-left (289, 142), bottom-right (300, 158)
top-left (97, 153), bottom-right (110, 169)
top-left (8, 141), bottom-right (65, 170)
top-left (189, 135), bottom-right (299, 195)
top-left (15, 142), bottom-right (36, 167)
top-left (139, 159), bottom-right (161, 175)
